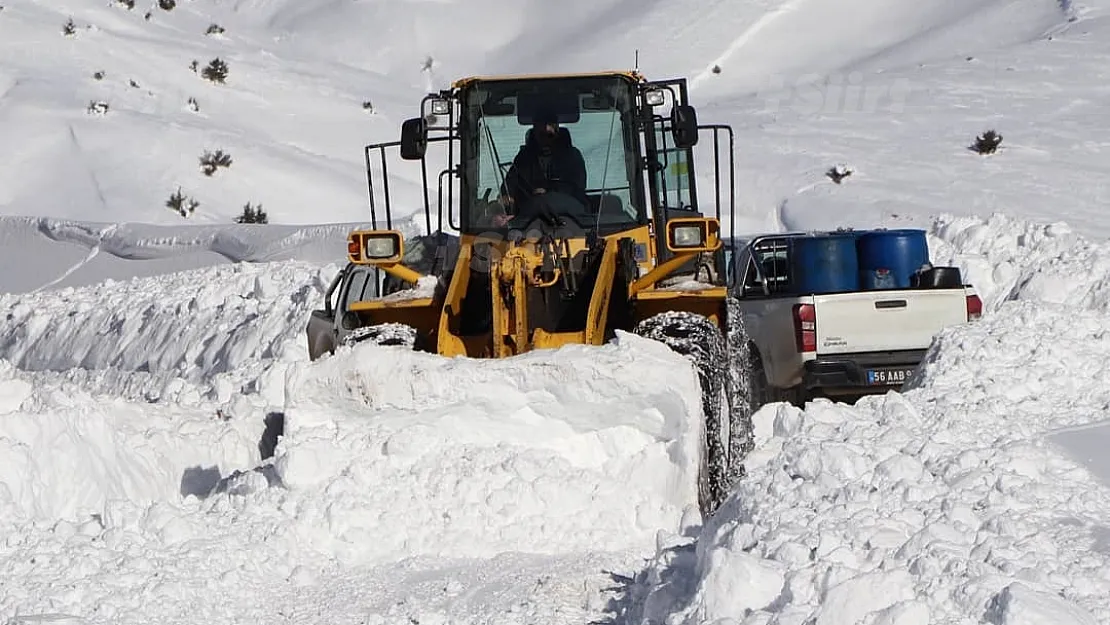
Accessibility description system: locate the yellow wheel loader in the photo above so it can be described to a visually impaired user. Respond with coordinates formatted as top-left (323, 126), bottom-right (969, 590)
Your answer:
top-left (307, 70), bottom-right (753, 515)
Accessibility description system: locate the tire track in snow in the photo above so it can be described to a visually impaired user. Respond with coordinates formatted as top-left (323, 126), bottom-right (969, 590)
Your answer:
top-left (689, 0), bottom-right (809, 89)
top-left (31, 244), bottom-right (101, 293)
top-left (25, 126), bottom-right (118, 292)
top-left (30, 221), bottom-right (118, 293)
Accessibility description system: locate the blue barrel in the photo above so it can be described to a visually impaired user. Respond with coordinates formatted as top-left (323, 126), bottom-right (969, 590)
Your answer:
top-left (791, 233), bottom-right (860, 294)
top-left (856, 229), bottom-right (929, 289)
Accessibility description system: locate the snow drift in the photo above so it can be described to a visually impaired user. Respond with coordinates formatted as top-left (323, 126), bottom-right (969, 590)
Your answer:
top-left (627, 213), bottom-right (1110, 625)
top-left (273, 334), bottom-right (706, 564)
top-left (0, 332), bottom-right (710, 624)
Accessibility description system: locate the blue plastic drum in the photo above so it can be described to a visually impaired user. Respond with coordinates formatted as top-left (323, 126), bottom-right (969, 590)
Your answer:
top-left (856, 229), bottom-right (929, 289)
top-left (791, 233), bottom-right (860, 294)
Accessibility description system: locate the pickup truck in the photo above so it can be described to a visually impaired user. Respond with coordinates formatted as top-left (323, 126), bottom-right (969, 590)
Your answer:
top-left (305, 233), bottom-right (458, 361)
top-left (725, 232), bottom-right (982, 406)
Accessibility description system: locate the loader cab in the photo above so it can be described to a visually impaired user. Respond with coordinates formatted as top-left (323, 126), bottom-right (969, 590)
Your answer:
top-left (375, 71), bottom-right (734, 258)
top-left (458, 74), bottom-right (648, 235)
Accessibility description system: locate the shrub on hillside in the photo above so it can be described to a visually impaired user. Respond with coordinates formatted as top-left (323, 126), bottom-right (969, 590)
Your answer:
top-left (202, 58), bottom-right (229, 84)
top-left (199, 149), bottom-right (232, 176)
top-left (235, 202), bottom-right (268, 224)
top-left (971, 130), bottom-right (1002, 155)
top-left (158, 0), bottom-right (176, 10)
top-left (206, 23), bottom-right (225, 35)
top-left (166, 188), bottom-right (198, 217)
top-left (826, 164), bottom-right (852, 184)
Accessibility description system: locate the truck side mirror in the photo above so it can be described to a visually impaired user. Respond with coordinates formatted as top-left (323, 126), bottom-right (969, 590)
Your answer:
top-left (671, 105), bottom-right (699, 148)
top-left (399, 117), bottom-right (427, 160)
top-left (340, 311), bottom-right (361, 331)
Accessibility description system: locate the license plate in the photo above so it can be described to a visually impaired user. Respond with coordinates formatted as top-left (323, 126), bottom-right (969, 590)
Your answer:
top-left (865, 367), bottom-right (915, 385)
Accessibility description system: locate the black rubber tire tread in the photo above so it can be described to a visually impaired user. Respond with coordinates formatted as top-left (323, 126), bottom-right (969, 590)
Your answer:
top-left (634, 311), bottom-right (730, 516)
top-left (342, 322), bottom-right (420, 349)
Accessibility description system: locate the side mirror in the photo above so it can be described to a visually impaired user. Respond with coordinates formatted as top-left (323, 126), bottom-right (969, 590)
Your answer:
top-left (671, 105), bottom-right (699, 148)
top-left (399, 117), bottom-right (427, 160)
top-left (340, 311), bottom-right (361, 331)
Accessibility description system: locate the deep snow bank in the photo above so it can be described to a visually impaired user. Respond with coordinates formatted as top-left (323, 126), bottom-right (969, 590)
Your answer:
top-left (0, 256), bottom-right (335, 405)
top-left (628, 213), bottom-right (1110, 625)
top-left (272, 333), bottom-right (706, 564)
top-left (0, 333), bottom-right (709, 624)
top-left (0, 360), bottom-right (260, 524)
top-left (928, 212), bottom-right (1110, 313)
top-left (632, 302), bottom-right (1110, 625)
top-left (0, 216), bottom-right (398, 295)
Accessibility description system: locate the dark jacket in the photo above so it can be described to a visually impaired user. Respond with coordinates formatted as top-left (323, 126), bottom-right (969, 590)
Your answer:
top-left (501, 128), bottom-right (589, 209)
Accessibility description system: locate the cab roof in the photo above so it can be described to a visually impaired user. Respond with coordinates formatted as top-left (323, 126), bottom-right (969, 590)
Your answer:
top-left (450, 70), bottom-right (645, 90)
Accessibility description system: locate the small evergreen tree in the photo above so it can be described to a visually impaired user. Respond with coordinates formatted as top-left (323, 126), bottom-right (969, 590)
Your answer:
top-left (166, 188), bottom-right (199, 217)
top-left (826, 164), bottom-right (852, 184)
top-left (199, 149), bottom-right (232, 176)
top-left (971, 130), bottom-right (1002, 155)
top-left (202, 58), bottom-right (229, 84)
top-left (235, 202), bottom-right (268, 224)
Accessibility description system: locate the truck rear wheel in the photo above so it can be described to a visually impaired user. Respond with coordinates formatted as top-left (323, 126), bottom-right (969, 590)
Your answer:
top-left (748, 346), bottom-right (806, 409)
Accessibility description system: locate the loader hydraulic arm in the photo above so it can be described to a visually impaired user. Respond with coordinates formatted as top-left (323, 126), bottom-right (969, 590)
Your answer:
top-left (628, 250), bottom-right (702, 297)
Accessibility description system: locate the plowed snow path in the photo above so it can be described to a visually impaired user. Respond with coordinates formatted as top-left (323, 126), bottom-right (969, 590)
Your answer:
top-left (0, 333), bottom-right (707, 624)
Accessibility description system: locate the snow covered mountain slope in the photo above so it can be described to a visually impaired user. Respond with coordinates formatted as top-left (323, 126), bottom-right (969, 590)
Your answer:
top-left (3, 0), bottom-right (1109, 240)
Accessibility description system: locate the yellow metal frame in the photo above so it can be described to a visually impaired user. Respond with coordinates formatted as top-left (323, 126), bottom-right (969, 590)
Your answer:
top-left (451, 70), bottom-right (645, 90)
top-left (341, 220), bottom-right (729, 359)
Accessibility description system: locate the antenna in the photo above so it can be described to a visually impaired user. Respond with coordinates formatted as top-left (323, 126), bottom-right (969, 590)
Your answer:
top-left (634, 49), bottom-right (639, 71)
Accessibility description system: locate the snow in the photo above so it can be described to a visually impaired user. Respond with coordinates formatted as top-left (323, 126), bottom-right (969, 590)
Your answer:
top-left (380, 274), bottom-right (439, 301)
top-left (276, 334), bottom-right (704, 563)
top-left (1049, 420), bottom-right (1110, 490)
top-left (0, 333), bottom-right (707, 624)
top-left (4, 0), bottom-right (1110, 622)
top-left (626, 218), bottom-right (1110, 624)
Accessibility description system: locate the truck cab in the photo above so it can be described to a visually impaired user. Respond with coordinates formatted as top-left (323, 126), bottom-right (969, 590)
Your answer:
top-left (305, 263), bottom-right (383, 361)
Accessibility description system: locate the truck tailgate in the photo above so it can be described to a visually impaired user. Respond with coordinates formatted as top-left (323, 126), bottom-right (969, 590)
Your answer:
top-left (812, 289), bottom-right (968, 354)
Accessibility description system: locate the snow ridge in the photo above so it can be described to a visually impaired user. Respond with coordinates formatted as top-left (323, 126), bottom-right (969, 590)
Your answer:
top-left (626, 212), bottom-right (1110, 625)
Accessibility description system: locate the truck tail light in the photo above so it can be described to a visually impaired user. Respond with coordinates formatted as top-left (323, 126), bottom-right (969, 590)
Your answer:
top-left (793, 303), bottom-right (816, 353)
top-left (966, 294), bottom-right (983, 321)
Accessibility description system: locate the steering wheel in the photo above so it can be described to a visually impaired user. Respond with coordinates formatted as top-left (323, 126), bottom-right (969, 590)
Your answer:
top-left (506, 190), bottom-right (587, 230)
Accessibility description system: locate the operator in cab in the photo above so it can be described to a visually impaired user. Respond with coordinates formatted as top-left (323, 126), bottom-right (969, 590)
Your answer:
top-left (493, 110), bottom-right (588, 227)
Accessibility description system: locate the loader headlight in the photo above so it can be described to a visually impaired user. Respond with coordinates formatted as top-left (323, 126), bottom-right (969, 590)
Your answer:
top-left (645, 89), bottom-right (666, 107)
top-left (364, 235), bottom-right (399, 259)
top-left (347, 229), bottom-right (404, 264)
top-left (665, 218), bottom-right (721, 253)
top-left (671, 225), bottom-right (705, 247)
top-left (430, 98), bottom-right (451, 116)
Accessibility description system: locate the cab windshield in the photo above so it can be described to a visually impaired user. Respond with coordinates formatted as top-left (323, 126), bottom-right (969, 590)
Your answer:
top-left (462, 76), bottom-right (644, 233)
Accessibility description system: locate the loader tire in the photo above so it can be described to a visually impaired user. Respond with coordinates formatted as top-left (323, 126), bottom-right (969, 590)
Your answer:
top-left (342, 322), bottom-right (420, 350)
top-left (634, 311), bottom-right (729, 517)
